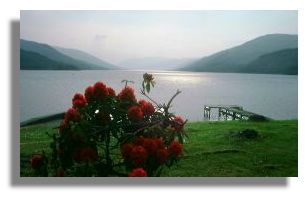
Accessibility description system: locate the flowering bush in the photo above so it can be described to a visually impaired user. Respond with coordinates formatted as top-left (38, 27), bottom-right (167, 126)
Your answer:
top-left (31, 73), bottom-right (187, 177)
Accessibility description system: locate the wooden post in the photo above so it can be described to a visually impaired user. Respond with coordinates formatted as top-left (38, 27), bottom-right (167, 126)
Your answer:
top-left (232, 112), bottom-right (236, 120)
top-left (204, 106), bottom-right (206, 118)
top-left (208, 108), bottom-right (211, 120)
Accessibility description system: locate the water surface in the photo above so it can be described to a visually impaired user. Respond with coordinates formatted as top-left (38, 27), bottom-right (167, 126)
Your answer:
top-left (20, 70), bottom-right (298, 122)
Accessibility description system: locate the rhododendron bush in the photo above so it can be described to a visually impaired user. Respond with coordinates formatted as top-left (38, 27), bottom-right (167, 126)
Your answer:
top-left (31, 73), bottom-right (187, 177)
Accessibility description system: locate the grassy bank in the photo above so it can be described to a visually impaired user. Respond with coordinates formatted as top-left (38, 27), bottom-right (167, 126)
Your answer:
top-left (20, 120), bottom-right (298, 177)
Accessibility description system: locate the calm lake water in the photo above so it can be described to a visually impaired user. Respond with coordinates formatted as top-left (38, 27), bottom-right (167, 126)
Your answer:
top-left (20, 70), bottom-right (298, 122)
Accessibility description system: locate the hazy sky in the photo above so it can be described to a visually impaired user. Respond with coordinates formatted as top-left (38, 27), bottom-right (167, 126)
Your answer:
top-left (20, 10), bottom-right (298, 64)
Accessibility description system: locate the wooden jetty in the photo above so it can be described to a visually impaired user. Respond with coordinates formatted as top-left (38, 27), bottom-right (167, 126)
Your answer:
top-left (204, 105), bottom-right (268, 121)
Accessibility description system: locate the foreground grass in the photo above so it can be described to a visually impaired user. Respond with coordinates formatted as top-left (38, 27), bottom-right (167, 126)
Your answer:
top-left (20, 120), bottom-right (297, 177)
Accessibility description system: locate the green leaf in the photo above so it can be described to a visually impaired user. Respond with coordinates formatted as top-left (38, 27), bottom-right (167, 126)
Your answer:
top-left (142, 81), bottom-right (145, 92)
top-left (146, 83), bottom-right (150, 93)
top-left (178, 134), bottom-right (183, 144)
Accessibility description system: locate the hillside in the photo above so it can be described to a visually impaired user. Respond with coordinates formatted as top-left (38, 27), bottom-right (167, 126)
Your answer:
top-left (242, 48), bottom-right (298, 75)
top-left (54, 46), bottom-right (118, 69)
top-left (20, 49), bottom-right (79, 70)
top-left (181, 34), bottom-right (298, 74)
top-left (20, 39), bottom-right (113, 70)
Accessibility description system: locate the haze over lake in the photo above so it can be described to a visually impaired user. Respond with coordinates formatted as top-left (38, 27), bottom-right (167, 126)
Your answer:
top-left (20, 70), bottom-right (298, 122)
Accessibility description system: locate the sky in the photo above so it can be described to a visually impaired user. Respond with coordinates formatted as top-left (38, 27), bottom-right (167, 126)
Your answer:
top-left (20, 10), bottom-right (298, 64)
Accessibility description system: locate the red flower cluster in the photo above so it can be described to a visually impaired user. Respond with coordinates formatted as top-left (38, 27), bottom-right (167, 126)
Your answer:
top-left (128, 168), bottom-right (147, 177)
top-left (128, 106), bottom-right (143, 121)
top-left (121, 137), bottom-right (183, 170)
top-left (107, 87), bottom-right (116, 97)
top-left (84, 82), bottom-right (116, 103)
top-left (171, 116), bottom-right (185, 133)
top-left (156, 148), bottom-right (169, 164)
top-left (64, 108), bottom-right (81, 123)
top-left (72, 93), bottom-right (87, 108)
top-left (31, 154), bottom-right (44, 170)
top-left (139, 99), bottom-right (155, 116)
top-left (85, 86), bottom-right (94, 102)
top-left (169, 140), bottom-right (183, 158)
top-left (121, 143), bottom-right (134, 160)
top-left (64, 81), bottom-right (118, 126)
top-left (118, 86), bottom-right (137, 103)
top-left (130, 145), bottom-right (148, 166)
top-left (93, 82), bottom-right (109, 101)
top-left (51, 78), bottom-right (187, 177)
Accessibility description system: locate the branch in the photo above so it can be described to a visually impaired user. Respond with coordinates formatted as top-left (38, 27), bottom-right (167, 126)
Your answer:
top-left (140, 89), bottom-right (160, 107)
top-left (165, 89), bottom-right (181, 111)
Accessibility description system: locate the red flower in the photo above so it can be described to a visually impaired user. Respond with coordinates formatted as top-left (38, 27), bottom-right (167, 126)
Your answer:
top-left (73, 99), bottom-right (87, 108)
top-left (130, 145), bottom-right (148, 166)
top-left (128, 168), bottom-right (148, 177)
top-left (156, 148), bottom-right (169, 164)
top-left (121, 143), bottom-right (134, 159)
top-left (140, 101), bottom-right (155, 116)
top-left (134, 136), bottom-right (145, 145)
top-left (174, 116), bottom-right (184, 125)
top-left (118, 86), bottom-right (137, 103)
top-left (142, 138), bottom-right (159, 155)
top-left (31, 154), bottom-right (44, 169)
top-left (171, 116), bottom-right (185, 132)
top-left (72, 93), bottom-right (85, 102)
top-left (128, 106), bottom-right (143, 121)
top-left (169, 140), bottom-right (183, 158)
top-left (72, 93), bottom-right (87, 108)
top-left (64, 108), bottom-right (81, 123)
top-left (138, 99), bottom-right (147, 106)
top-left (107, 87), bottom-right (116, 97)
top-left (93, 81), bottom-right (109, 101)
top-left (85, 86), bottom-right (94, 102)
top-left (154, 138), bottom-right (164, 149)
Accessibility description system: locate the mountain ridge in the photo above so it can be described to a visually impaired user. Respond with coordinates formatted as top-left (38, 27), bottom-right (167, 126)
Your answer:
top-left (181, 34), bottom-right (298, 74)
top-left (53, 46), bottom-right (118, 70)
top-left (241, 48), bottom-right (298, 75)
top-left (20, 39), bottom-right (117, 70)
top-left (20, 49), bottom-right (80, 70)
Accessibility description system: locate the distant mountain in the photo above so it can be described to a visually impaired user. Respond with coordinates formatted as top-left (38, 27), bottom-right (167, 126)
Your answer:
top-left (241, 48), bottom-right (298, 75)
top-left (181, 34), bottom-right (298, 74)
top-left (54, 46), bottom-right (118, 69)
top-left (20, 39), bottom-right (116, 70)
top-left (119, 57), bottom-right (197, 70)
top-left (20, 49), bottom-right (79, 70)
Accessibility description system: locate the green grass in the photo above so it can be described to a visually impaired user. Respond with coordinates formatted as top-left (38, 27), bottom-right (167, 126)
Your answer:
top-left (20, 120), bottom-right (298, 177)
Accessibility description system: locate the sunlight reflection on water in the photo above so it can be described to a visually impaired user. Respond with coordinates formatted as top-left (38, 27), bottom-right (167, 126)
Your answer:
top-left (20, 70), bottom-right (298, 122)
